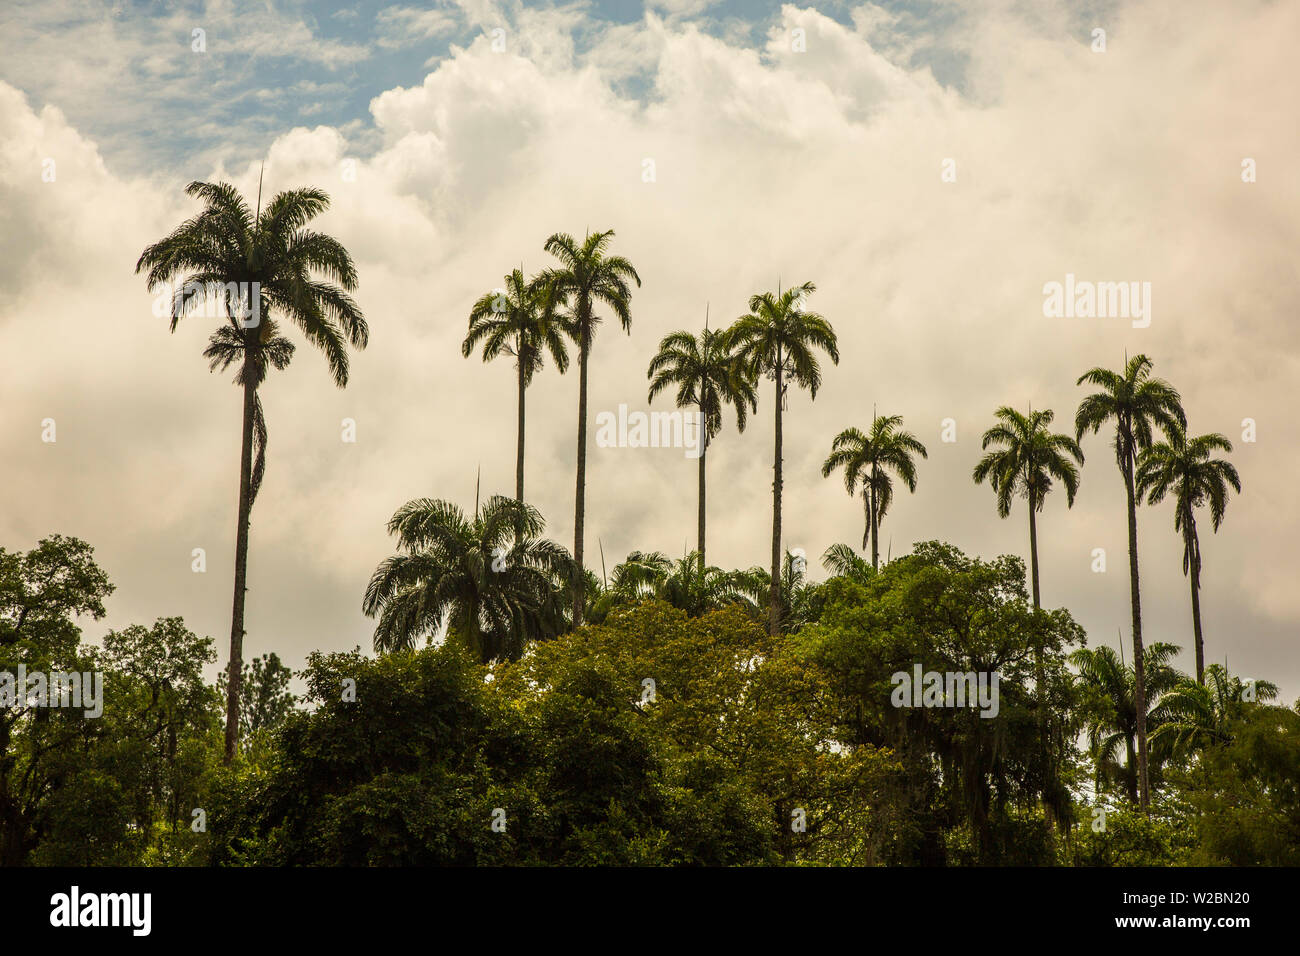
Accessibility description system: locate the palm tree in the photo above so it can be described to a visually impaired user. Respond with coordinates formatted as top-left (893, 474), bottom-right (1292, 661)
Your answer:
top-left (725, 282), bottom-right (838, 636)
top-left (1136, 426), bottom-right (1241, 684)
top-left (821, 415), bottom-right (927, 571)
top-left (607, 550), bottom-right (674, 600)
top-left (1075, 354), bottom-right (1185, 809)
top-left (647, 320), bottom-right (757, 571)
top-left (1150, 664), bottom-right (1277, 760)
top-left (821, 542), bottom-right (874, 584)
top-left (463, 269), bottom-right (570, 508)
top-left (363, 495), bottom-right (574, 662)
top-left (972, 406), bottom-right (1083, 609)
top-left (137, 180), bottom-right (367, 762)
top-left (736, 550), bottom-right (820, 634)
top-left (597, 550), bottom-right (757, 619)
top-left (540, 230), bottom-right (641, 626)
top-left (1071, 643), bottom-right (1184, 803)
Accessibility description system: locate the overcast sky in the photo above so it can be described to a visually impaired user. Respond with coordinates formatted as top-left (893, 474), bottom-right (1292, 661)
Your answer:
top-left (2, 0), bottom-right (1297, 702)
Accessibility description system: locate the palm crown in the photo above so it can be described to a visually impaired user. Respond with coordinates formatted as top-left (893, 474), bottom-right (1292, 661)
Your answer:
top-left (725, 282), bottom-right (838, 395)
top-left (974, 407), bottom-right (1083, 518)
top-left (647, 325), bottom-right (756, 446)
top-left (1151, 663), bottom-right (1277, 759)
top-left (540, 230), bottom-right (641, 353)
top-left (1075, 354), bottom-right (1185, 471)
top-left (1136, 426), bottom-right (1240, 574)
top-left (363, 495), bottom-right (574, 663)
top-left (137, 181), bottom-right (367, 384)
top-left (1071, 642), bottom-right (1184, 799)
top-left (822, 415), bottom-right (927, 563)
top-left (463, 268), bottom-right (569, 386)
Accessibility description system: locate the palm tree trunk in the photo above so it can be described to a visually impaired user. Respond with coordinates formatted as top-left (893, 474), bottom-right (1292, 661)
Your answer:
top-left (861, 493), bottom-right (870, 551)
top-left (1123, 449), bottom-right (1151, 811)
top-left (769, 349), bottom-right (783, 637)
top-left (1028, 500), bottom-right (1041, 609)
top-left (572, 325), bottom-right (589, 626)
top-left (1188, 519), bottom-right (1204, 684)
top-left (1124, 735), bottom-right (1138, 804)
top-left (870, 469), bottom-right (880, 570)
top-left (224, 370), bottom-right (256, 763)
top-left (1028, 495), bottom-right (1049, 811)
top-left (515, 356), bottom-right (526, 504)
top-left (698, 409), bottom-right (706, 573)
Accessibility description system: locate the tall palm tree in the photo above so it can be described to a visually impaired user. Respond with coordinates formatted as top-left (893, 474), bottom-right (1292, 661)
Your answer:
top-left (646, 320), bottom-right (757, 571)
top-left (1136, 426), bottom-right (1241, 684)
top-left (463, 269), bottom-right (570, 507)
top-left (540, 230), bottom-right (641, 626)
top-left (137, 180), bottom-right (367, 762)
top-left (972, 406), bottom-right (1083, 609)
top-left (821, 415), bottom-right (927, 571)
top-left (1075, 353), bottom-right (1185, 809)
top-left (363, 495), bottom-right (574, 662)
top-left (725, 282), bottom-right (838, 636)
top-left (1071, 643), bottom-right (1184, 804)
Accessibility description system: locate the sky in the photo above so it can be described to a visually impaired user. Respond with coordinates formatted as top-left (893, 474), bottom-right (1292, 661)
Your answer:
top-left (1, 0), bottom-right (1297, 703)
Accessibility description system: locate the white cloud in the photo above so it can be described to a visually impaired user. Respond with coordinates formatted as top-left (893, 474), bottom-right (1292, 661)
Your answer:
top-left (375, 5), bottom-right (462, 49)
top-left (2, 0), bottom-right (1298, 702)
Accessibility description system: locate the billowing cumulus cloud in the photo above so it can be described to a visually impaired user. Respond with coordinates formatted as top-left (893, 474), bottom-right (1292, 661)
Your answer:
top-left (2, 0), bottom-right (1297, 700)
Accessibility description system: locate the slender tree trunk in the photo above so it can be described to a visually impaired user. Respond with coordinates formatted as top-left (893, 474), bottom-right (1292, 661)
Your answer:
top-left (515, 356), bottom-right (526, 504)
top-left (224, 368), bottom-right (257, 763)
top-left (698, 413), bottom-right (707, 573)
top-left (1028, 494), bottom-right (1049, 822)
top-left (1124, 736), bottom-right (1138, 804)
top-left (1187, 516), bottom-right (1204, 684)
top-left (870, 469), bottom-right (880, 570)
top-left (769, 349), bottom-right (783, 637)
top-left (861, 493), bottom-right (870, 551)
top-left (1028, 500), bottom-right (1041, 609)
top-left (572, 323), bottom-right (589, 626)
top-left (1122, 445), bottom-right (1151, 811)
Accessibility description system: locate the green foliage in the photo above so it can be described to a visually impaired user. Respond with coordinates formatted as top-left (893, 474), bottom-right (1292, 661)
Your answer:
top-left (587, 550), bottom-right (759, 623)
top-left (797, 542), bottom-right (1087, 864)
top-left (1071, 643), bottom-right (1185, 802)
top-left (213, 603), bottom-right (901, 865)
top-left (363, 495), bottom-right (575, 661)
top-left (217, 651), bottom-right (298, 753)
top-left (1065, 801), bottom-right (1197, 867)
top-left (9, 530), bottom-right (1294, 868)
top-left (1174, 702), bottom-right (1300, 865)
